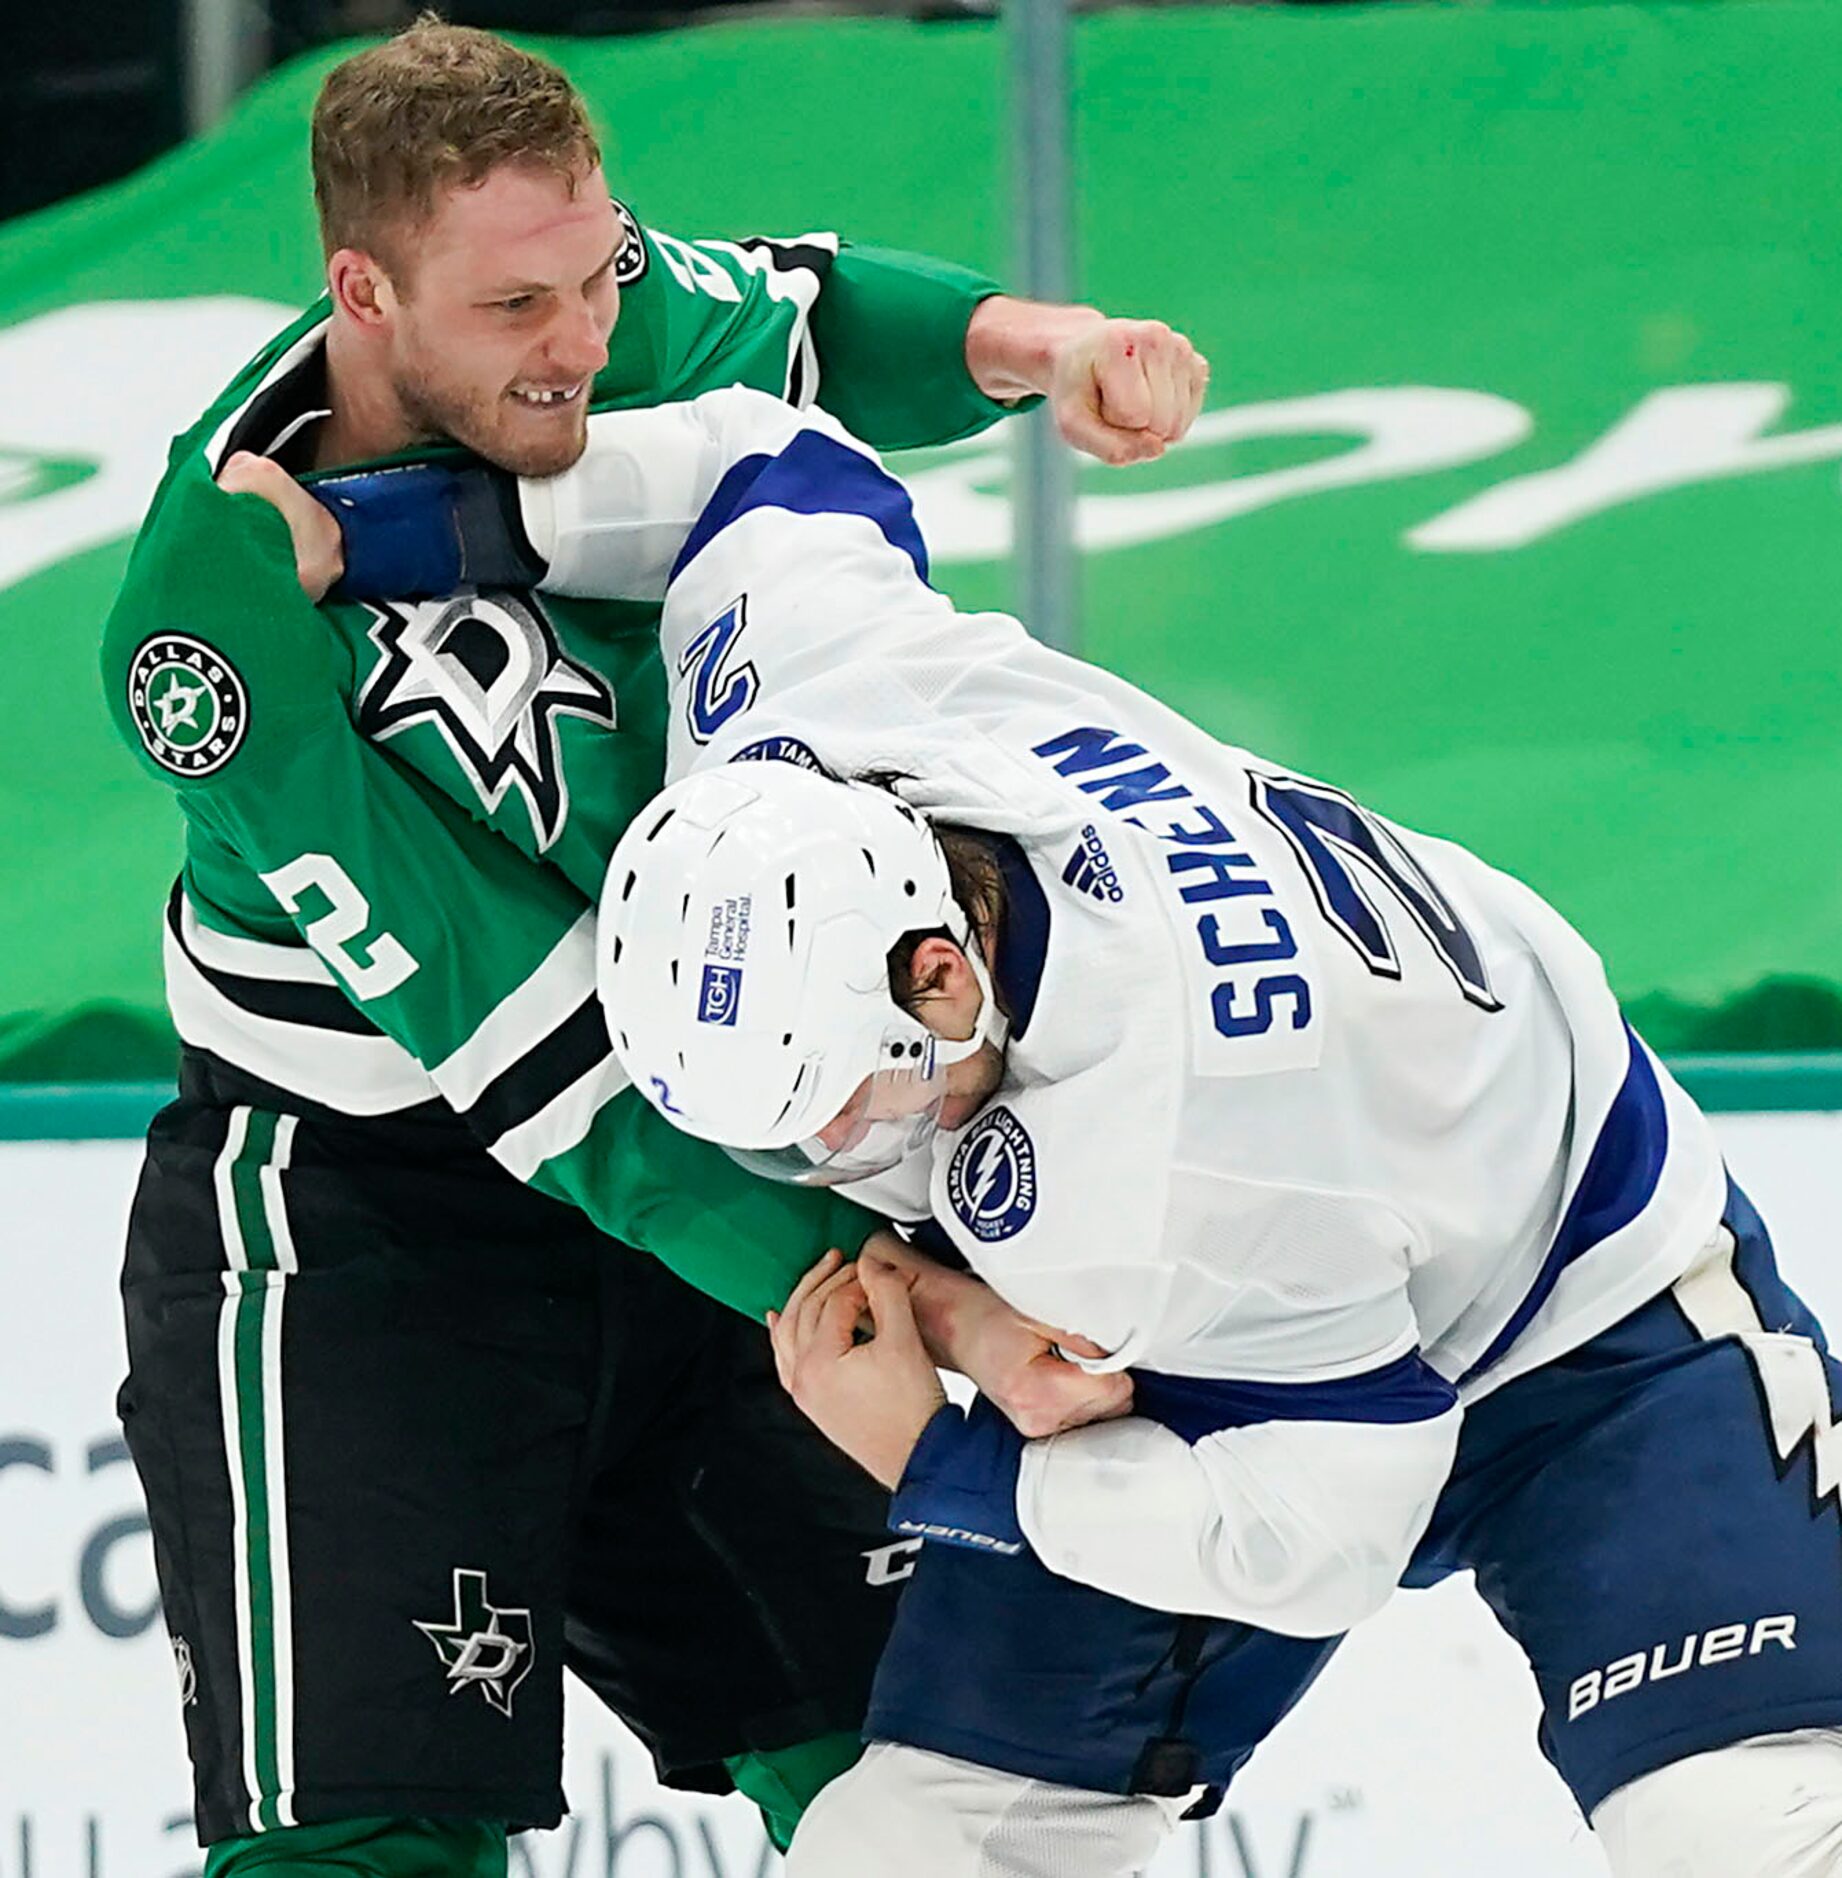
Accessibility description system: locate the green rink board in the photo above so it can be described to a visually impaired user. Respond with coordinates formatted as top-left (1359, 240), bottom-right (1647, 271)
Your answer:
top-left (2, 1), bottom-right (1840, 1081)
top-left (5, 1056), bottom-right (1838, 1143)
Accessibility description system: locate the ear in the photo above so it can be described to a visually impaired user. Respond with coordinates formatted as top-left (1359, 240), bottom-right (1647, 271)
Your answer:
top-left (326, 248), bottom-right (397, 328)
top-left (907, 935), bottom-right (974, 1004)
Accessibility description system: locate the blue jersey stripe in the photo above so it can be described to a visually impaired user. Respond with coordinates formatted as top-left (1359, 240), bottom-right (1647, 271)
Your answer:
top-left (990, 835), bottom-right (1051, 1040)
top-left (671, 429), bottom-right (930, 585)
top-left (1131, 1352), bottom-right (1458, 1443)
top-left (1460, 1024), bottom-right (1669, 1386)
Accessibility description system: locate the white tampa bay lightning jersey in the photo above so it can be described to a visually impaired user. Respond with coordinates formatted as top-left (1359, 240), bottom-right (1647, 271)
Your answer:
top-left (520, 386), bottom-right (1730, 1634)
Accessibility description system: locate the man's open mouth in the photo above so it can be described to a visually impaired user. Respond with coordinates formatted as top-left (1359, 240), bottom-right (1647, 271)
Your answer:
top-left (510, 382), bottom-right (584, 409)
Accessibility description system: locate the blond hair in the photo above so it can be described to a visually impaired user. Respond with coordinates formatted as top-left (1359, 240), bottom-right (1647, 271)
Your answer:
top-left (311, 13), bottom-right (601, 272)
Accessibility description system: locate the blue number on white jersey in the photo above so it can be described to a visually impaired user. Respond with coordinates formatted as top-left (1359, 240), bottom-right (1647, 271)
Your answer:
top-left (1249, 772), bottom-right (1502, 1011)
top-left (680, 597), bottom-right (760, 744)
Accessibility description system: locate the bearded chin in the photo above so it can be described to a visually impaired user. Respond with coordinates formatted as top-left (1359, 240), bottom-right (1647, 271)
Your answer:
top-left (392, 369), bottom-right (586, 478)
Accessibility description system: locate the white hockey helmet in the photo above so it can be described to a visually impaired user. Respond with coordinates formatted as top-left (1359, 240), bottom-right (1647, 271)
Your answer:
top-left (597, 760), bottom-right (1007, 1185)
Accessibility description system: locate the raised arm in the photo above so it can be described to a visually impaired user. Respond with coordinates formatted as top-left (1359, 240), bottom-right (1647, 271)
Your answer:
top-left (808, 242), bottom-right (1209, 461)
top-left (598, 216), bottom-right (1207, 458)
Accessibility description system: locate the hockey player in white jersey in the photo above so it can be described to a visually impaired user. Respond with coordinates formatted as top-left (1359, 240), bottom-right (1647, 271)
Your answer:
top-left (302, 386), bottom-right (1842, 1877)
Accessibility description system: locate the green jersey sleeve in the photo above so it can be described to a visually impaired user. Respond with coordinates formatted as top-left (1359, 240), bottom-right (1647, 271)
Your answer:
top-left (593, 209), bottom-right (1023, 449)
top-left (815, 243), bottom-right (1032, 450)
top-left (102, 452), bottom-right (876, 1318)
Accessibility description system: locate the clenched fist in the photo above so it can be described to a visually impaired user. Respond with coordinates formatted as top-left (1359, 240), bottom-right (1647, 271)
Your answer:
top-left (1048, 317), bottom-right (1210, 466)
top-left (965, 296), bottom-right (1210, 467)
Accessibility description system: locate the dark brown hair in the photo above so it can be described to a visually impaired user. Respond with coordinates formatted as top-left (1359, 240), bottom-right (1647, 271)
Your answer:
top-left (310, 13), bottom-right (601, 272)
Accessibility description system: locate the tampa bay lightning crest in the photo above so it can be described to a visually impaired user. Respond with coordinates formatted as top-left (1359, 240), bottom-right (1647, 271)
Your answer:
top-left (947, 1106), bottom-right (1039, 1243)
top-left (731, 734), bottom-right (833, 775)
top-left (356, 592), bottom-right (615, 852)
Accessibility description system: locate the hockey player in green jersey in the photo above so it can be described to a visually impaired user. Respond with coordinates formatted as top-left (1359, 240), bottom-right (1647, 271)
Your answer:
top-left (100, 18), bottom-right (1206, 1876)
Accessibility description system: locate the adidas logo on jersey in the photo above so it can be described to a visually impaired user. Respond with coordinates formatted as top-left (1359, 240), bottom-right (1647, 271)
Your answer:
top-left (1062, 824), bottom-right (1125, 903)
top-left (1566, 1613), bottom-right (1798, 1722)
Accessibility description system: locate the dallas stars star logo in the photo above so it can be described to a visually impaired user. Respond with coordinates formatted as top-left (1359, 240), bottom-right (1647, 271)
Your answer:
top-left (355, 591), bottom-right (615, 851)
top-left (414, 1569), bottom-right (535, 1718)
top-left (127, 632), bottom-right (249, 776)
top-left (153, 674), bottom-right (208, 736)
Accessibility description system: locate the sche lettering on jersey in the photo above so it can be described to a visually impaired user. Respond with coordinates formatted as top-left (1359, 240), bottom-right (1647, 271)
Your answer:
top-left (1028, 724), bottom-right (1319, 1078)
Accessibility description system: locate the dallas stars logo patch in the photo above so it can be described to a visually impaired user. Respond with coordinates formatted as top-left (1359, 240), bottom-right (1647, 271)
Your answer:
top-left (414, 1568), bottom-right (535, 1718)
top-left (356, 591), bottom-right (615, 852)
top-left (128, 633), bottom-right (249, 776)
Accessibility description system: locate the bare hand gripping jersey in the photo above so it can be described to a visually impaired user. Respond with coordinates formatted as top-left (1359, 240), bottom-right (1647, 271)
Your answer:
top-left (102, 217), bottom-right (1016, 1319)
top-left (416, 387), bottom-right (1732, 1636)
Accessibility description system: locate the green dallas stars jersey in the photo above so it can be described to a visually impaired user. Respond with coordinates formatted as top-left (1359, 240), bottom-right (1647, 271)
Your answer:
top-left (102, 211), bottom-right (1018, 1318)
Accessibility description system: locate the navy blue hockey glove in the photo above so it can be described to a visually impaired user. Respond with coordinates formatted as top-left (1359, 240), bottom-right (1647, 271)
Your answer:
top-left (307, 460), bottom-right (546, 601)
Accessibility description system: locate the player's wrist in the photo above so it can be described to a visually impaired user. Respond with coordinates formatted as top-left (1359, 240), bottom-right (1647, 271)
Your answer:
top-left (964, 294), bottom-right (1106, 403)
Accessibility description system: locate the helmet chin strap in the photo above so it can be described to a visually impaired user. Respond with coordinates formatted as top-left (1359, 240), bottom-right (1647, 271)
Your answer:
top-left (929, 926), bottom-right (1010, 1068)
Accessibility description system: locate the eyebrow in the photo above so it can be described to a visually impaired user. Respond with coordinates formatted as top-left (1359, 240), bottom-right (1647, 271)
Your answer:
top-left (483, 243), bottom-right (620, 300)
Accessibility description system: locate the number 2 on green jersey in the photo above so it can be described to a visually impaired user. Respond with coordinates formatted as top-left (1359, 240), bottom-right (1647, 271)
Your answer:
top-left (260, 854), bottom-right (420, 998)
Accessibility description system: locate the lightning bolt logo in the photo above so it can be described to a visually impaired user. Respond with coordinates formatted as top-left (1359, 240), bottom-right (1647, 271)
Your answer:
top-left (964, 1133), bottom-right (1009, 1214)
top-left (946, 1107), bottom-right (1039, 1244)
top-left (1745, 1336), bottom-right (1842, 1506)
top-left (1675, 1234), bottom-right (1842, 1514)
